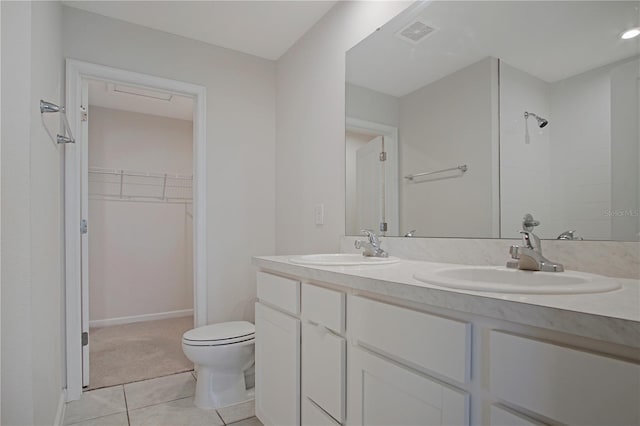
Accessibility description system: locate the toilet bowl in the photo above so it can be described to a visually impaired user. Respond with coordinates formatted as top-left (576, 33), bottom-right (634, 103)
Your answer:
top-left (182, 321), bottom-right (255, 409)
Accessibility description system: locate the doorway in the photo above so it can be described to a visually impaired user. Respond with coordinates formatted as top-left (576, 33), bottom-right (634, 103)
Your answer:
top-left (65, 60), bottom-right (208, 401)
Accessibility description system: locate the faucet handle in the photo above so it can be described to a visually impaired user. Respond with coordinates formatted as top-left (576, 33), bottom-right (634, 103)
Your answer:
top-left (509, 245), bottom-right (520, 259)
top-left (520, 230), bottom-right (541, 251)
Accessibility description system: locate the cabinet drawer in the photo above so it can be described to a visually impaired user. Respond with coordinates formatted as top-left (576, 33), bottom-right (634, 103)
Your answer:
top-left (257, 271), bottom-right (300, 315)
top-left (302, 322), bottom-right (346, 422)
top-left (302, 397), bottom-right (341, 426)
top-left (490, 405), bottom-right (542, 426)
top-left (348, 346), bottom-right (469, 426)
top-left (348, 296), bottom-right (471, 383)
top-left (490, 331), bottom-right (640, 426)
top-left (302, 283), bottom-right (345, 333)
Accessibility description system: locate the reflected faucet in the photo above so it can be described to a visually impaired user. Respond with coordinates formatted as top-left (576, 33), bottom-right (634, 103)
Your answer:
top-left (557, 230), bottom-right (583, 240)
top-left (355, 229), bottom-right (389, 258)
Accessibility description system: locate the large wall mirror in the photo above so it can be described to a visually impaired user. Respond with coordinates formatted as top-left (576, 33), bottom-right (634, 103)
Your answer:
top-left (345, 1), bottom-right (639, 241)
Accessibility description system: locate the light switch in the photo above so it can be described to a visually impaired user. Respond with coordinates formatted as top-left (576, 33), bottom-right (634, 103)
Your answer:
top-left (314, 204), bottom-right (324, 226)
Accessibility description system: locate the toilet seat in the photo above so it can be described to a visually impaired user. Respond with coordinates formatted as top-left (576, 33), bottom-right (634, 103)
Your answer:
top-left (182, 321), bottom-right (255, 347)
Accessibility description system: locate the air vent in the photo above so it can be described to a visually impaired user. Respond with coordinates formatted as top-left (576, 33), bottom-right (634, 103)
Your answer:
top-left (395, 19), bottom-right (436, 44)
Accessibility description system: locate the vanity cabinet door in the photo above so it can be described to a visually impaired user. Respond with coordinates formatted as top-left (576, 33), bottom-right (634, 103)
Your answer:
top-left (302, 322), bottom-right (346, 423)
top-left (255, 303), bottom-right (300, 426)
top-left (347, 346), bottom-right (469, 426)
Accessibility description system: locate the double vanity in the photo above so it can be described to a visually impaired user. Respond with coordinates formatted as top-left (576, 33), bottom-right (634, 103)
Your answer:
top-left (253, 250), bottom-right (639, 426)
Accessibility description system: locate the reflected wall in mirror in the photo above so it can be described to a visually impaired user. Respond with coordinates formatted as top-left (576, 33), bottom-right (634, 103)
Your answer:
top-left (345, 1), bottom-right (639, 241)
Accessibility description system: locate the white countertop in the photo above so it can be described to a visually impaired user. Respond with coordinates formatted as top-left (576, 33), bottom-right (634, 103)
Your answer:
top-left (253, 255), bottom-right (640, 348)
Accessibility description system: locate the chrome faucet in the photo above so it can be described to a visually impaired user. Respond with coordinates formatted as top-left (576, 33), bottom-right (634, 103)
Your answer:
top-left (507, 230), bottom-right (564, 272)
top-left (355, 229), bottom-right (389, 258)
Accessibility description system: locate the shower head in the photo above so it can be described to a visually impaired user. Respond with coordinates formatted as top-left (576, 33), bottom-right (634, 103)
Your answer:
top-left (524, 111), bottom-right (548, 128)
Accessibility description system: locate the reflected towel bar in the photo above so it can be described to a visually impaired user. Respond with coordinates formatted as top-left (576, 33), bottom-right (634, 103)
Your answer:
top-left (404, 164), bottom-right (468, 181)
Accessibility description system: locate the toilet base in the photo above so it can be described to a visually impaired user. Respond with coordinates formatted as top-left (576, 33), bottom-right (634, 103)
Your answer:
top-left (193, 366), bottom-right (253, 409)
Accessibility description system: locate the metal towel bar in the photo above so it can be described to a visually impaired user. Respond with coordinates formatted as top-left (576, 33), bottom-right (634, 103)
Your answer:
top-left (404, 164), bottom-right (468, 181)
top-left (40, 100), bottom-right (75, 144)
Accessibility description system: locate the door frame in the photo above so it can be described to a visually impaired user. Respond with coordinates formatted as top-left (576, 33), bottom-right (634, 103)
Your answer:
top-left (345, 117), bottom-right (399, 236)
top-left (64, 59), bottom-right (208, 401)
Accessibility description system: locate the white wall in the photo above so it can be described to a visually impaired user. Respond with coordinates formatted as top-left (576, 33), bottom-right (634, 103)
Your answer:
top-left (275, 1), bottom-right (411, 254)
top-left (345, 83), bottom-right (400, 127)
top-left (399, 57), bottom-right (498, 238)
top-left (62, 6), bottom-right (276, 324)
top-left (88, 107), bottom-right (193, 323)
top-left (610, 58), bottom-right (640, 241)
top-left (550, 64), bottom-right (613, 240)
top-left (1, 1), bottom-right (65, 424)
top-left (500, 62), bottom-right (553, 238)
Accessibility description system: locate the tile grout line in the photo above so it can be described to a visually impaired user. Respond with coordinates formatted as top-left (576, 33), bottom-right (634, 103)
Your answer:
top-left (122, 385), bottom-right (131, 426)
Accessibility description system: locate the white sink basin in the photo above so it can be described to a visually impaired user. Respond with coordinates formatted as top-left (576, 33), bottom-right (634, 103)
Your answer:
top-left (289, 253), bottom-right (400, 266)
top-left (413, 265), bottom-right (621, 294)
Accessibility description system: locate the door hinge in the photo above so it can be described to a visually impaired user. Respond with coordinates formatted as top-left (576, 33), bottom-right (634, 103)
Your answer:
top-left (81, 219), bottom-right (88, 234)
top-left (82, 332), bottom-right (89, 346)
top-left (379, 151), bottom-right (387, 161)
top-left (81, 105), bottom-right (88, 122)
top-left (379, 222), bottom-right (388, 232)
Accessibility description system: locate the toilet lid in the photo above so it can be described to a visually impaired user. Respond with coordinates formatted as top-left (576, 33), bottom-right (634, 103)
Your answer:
top-left (183, 321), bottom-right (255, 346)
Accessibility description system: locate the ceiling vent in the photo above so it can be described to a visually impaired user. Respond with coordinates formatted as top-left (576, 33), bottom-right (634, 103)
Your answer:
top-left (395, 19), bottom-right (436, 45)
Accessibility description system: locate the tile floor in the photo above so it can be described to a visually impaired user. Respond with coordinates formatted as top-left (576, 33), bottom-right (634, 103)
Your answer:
top-left (64, 371), bottom-right (262, 426)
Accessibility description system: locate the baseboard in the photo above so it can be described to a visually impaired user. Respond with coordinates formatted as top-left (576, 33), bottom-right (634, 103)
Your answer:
top-left (89, 309), bottom-right (193, 328)
top-left (54, 390), bottom-right (67, 426)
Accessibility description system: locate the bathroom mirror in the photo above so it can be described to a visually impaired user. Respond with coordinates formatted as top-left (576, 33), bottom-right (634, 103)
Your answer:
top-left (345, 1), bottom-right (640, 241)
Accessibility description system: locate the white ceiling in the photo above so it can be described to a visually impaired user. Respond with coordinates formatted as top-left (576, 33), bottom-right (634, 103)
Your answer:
top-left (348, 1), bottom-right (640, 97)
top-left (62, 1), bottom-right (337, 60)
top-left (88, 79), bottom-right (194, 121)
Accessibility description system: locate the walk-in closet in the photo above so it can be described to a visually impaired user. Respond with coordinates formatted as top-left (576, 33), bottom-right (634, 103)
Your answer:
top-left (85, 80), bottom-right (195, 389)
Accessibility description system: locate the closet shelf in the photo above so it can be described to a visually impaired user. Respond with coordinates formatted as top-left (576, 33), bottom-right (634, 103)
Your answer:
top-left (89, 167), bottom-right (192, 203)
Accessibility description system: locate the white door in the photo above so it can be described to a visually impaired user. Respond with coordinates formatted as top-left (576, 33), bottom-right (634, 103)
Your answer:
top-left (347, 346), bottom-right (469, 426)
top-left (80, 80), bottom-right (90, 387)
top-left (356, 136), bottom-right (385, 233)
top-left (255, 303), bottom-right (301, 426)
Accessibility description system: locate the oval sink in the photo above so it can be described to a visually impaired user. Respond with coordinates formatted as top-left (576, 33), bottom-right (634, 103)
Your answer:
top-left (413, 266), bottom-right (621, 294)
top-left (289, 253), bottom-right (400, 266)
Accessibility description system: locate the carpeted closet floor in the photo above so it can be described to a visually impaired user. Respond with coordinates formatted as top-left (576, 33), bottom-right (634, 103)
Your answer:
top-left (87, 316), bottom-right (194, 390)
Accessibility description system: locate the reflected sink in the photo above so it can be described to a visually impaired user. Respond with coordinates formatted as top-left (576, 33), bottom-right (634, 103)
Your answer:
top-left (289, 253), bottom-right (400, 266)
top-left (413, 266), bottom-right (621, 294)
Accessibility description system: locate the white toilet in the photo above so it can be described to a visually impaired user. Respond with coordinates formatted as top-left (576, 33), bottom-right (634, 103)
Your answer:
top-left (182, 321), bottom-right (255, 409)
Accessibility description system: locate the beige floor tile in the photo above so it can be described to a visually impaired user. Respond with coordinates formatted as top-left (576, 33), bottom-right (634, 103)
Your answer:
top-left (64, 386), bottom-right (126, 425)
top-left (128, 396), bottom-right (224, 426)
top-left (66, 412), bottom-right (129, 426)
top-left (228, 417), bottom-right (263, 426)
top-left (217, 400), bottom-right (255, 424)
top-left (124, 371), bottom-right (195, 410)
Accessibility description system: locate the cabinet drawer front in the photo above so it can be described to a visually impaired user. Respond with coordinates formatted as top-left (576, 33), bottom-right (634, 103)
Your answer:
top-left (255, 303), bottom-right (300, 426)
top-left (490, 331), bottom-right (640, 426)
top-left (302, 322), bottom-right (346, 422)
top-left (257, 271), bottom-right (300, 315)
top-left (348, 296), bottom-right (471, 383)
top-left (347, 346), bottom-right (469, 426)
top-left (302, 397), bottom-right (341, 426)
top-left (302, 283), bottom-right (345, 333)
top-left (490, 405), bottom-right (542, 426)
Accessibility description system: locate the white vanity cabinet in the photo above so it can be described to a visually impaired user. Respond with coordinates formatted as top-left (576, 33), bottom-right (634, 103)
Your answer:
top-left (255, 263), bottom-right (640, 426)
top-left (489, 331), bottom-right (640, 426)
top-left (301, 283), bottom-right (346, 425)
top-left (347, 295), bottom-right (471, 426)
top-left (255, 272), bottom-right (301, 426)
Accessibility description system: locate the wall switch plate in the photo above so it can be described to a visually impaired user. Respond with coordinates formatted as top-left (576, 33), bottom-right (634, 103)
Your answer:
top-left (314, 203), bottom-right (324, 226)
